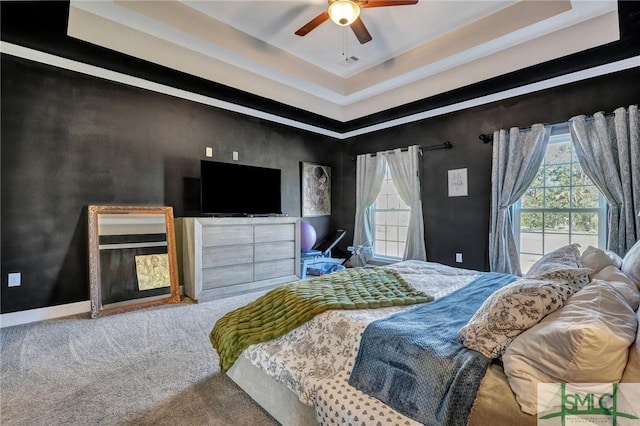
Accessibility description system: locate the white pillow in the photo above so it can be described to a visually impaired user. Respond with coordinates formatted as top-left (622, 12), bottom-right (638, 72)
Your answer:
top-left (502, 280), bottom-right (638, 415)
top-left (580, 245), bottom-right (623, 275)
top-left (621, 240), bottom-right (640, 289)
top-left (525, 243), bottom-right (583, 279)
top-left (621, 309), bottom-right (640, 383)
top-left (459, 278), bottom-right (578, 359)
top-left (524, 244), bottom-right (592, 289)
top-left (592, 265), bottom-right (640, 310)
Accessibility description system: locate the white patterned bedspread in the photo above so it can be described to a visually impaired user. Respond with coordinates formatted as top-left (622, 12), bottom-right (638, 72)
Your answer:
top-left (241, 260), bottom-right (480, 421)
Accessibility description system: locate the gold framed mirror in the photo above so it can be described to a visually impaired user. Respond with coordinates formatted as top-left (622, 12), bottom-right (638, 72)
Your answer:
top-left (88, 205), bottom-right (181, 318)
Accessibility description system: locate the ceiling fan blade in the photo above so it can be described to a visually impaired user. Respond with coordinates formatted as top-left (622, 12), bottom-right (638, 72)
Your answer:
top-left (294, 11), bottom-right (330, 36)
top-left (361, 0), bottom-right (418, 8)
top-left (350, 17), bottom-right (372, 44)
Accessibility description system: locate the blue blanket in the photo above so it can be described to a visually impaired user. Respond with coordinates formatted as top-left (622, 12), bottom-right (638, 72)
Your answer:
top-left (348, 272), bottom-right (517, 425)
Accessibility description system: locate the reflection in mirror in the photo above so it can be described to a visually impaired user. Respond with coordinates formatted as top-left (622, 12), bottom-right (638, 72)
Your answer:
top-left (88, 205), bottom-right (181, 318)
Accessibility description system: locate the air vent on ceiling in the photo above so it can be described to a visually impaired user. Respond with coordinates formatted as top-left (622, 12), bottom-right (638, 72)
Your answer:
top-left (339, 56), bottom-right (360, 67)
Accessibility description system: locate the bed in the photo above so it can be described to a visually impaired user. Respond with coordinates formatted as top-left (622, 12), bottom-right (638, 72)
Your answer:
top-left (212, 243), bottom-right (640, 426)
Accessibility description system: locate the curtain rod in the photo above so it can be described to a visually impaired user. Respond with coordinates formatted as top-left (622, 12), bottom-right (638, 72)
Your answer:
top-left (352, 141), bottom-right (452, 160)
top-left (478, 110), bottom-right (618, 144)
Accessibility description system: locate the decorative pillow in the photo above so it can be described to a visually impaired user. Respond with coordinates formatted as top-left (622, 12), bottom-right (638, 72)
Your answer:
top-left (503, 280), bottom-right (638, 415)
top-left (459, 278), bottom-right (578, 359)
top-left (593, 265), bottom-right (640, 310)
top-left (527, 243), bottom-right (582, 275)
top-left (621, 240), bottom-right (640, 289)
top-left (524, 244), bottom-right (592, 289)
top-left (580, 245), bottom-right (623, 276)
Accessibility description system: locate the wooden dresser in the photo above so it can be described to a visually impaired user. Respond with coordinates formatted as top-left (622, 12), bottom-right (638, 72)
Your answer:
top-left (176, 217), bottom-right (300, 302)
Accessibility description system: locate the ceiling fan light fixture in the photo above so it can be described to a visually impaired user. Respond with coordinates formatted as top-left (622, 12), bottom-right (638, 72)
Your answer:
top-left (328, 0), bottom-right (361, 26)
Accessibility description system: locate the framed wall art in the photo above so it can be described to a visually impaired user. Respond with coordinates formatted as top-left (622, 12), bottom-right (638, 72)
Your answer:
top-left (87, 205), bottom-right (181, 318)
top-left (448, 168), bottom-right (468, 197)
top-left (301, 162), bottom-right (331, 217)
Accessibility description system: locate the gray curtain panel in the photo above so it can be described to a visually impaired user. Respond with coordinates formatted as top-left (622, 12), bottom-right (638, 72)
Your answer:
top-left (570, 104), bottom-right (639, 256)
top-left (489, 124), bottom-right (550, 275)
top-left (352, 145), bottom-right (427, 266)
top-left (352, 152), bottom-right (386, 267)
top-left (386, 145), bottom-right (427, 261)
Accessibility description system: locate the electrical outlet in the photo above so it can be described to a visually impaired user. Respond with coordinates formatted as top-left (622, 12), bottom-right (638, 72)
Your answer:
top-left (205, 147), bottom-right (213, 157)
top-left (455, 253), bottom-right (463, 263)
top-left (232, 151), bottom-right (239, 161)
top-left (8, 272), bottom-right (21, 287)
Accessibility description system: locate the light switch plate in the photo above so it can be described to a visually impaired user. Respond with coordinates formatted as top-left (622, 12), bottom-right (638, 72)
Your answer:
top-left (455, 253), bottom-right (463, 263)
top-left (232, 151), bottom-right (239, 161)
top-left (205, 147), bottom-right (213, 157)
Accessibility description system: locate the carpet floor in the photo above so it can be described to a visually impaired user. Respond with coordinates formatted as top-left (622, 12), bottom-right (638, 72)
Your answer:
top-left (1, 292), bottom-right (280, 425)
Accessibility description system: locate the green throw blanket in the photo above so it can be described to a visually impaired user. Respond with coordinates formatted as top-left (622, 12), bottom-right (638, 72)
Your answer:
top-left (210, 267), bottom-right (433, 371)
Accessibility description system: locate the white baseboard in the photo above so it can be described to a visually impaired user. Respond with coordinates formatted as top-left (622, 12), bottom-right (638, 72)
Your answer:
top-left (0, 285), bottom-right (186, 328)
top-left (0, 301), bottom-right (91, 328)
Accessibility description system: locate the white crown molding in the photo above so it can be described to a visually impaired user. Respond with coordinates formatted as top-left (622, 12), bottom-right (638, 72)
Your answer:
top-left (344, 56), bottom-right (640, 138)
top-left (0, 41), bottom-right (346, 139)
top-left (2, 40), bottom-right (639, 141)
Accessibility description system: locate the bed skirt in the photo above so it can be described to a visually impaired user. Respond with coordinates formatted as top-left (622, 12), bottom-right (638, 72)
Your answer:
top-left (227, 355), bottom-right (317, 426)
top-left (228, 354), bottom-right (537, 426)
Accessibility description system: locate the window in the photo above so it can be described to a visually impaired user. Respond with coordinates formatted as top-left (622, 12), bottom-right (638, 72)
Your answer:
top-left (514, 130), bottom-right (606, 273)
top-left (372, 165), bottom-right (410, 260)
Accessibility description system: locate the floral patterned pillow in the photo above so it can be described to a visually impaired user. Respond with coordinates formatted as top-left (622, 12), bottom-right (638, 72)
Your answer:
top-left (458, 278), bottom-right (579, 358)
top-left (502, 280), bottom-right (638, 415)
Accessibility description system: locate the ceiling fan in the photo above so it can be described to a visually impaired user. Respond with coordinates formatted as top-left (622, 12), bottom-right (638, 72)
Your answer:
top-left (295, 0), bottom-right (419, 45)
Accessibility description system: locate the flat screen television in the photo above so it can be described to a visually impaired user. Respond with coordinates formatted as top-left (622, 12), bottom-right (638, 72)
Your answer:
top-left (200, 160), bottom-right (282, 216)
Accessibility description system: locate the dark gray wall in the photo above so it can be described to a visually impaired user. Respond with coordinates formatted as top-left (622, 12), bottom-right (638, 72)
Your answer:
top-left (1, 56), bottom-right (339, 313)
top-left (333, 67), bottom-right (640, 271)
top-left (3, 58), bottom-right (640, 314)
top-left (2, 1), bottom-right (639, 314)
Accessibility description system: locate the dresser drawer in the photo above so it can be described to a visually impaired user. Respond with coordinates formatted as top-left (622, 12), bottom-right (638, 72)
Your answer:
top-left (202, 264), bottom-right (254, 290)
top-left (254, 241), bottom-right (294, 262)
top-left (202, 244), bottom-right (254, 268)
top-left (202, 225), bottom-right (253, 247)
top-left (254, 258), bottom-right (295, 281)
top-left (254, 224), bottom-right (294, 243)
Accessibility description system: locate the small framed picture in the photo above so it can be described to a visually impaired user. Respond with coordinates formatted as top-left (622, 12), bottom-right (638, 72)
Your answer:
top-left (301, 162), bottom-right (331, 217)
top-left (448, 168), bottom-right (468, 197)
top-left (135, 253), bottom-right (171, 291)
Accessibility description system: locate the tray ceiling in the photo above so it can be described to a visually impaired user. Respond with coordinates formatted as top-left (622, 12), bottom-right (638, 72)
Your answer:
top-left (67, 0), bottom-right (620, 123)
